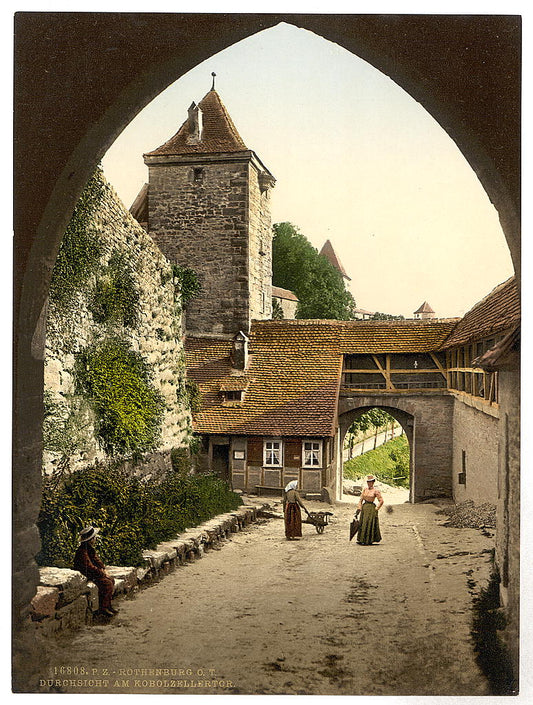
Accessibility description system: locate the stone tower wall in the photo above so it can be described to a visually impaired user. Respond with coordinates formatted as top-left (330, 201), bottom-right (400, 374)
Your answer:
top-left (147, 155), bottom-right (274, 336)
top-left (148, 159), bottom-right (253, 335)
top-left (248, 162), bottom-right (273, 321)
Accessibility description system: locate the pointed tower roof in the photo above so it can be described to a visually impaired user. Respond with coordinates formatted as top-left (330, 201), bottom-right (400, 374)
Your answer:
top-left (145, 88), bottom-right (248, 157)
top-left (414, 301), bottom-right (435, 314)
top-left (319, 239), bottom-right (351, 281)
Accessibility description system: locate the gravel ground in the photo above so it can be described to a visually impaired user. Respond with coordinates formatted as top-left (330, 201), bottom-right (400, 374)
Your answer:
top-left (437, 499), bottom-right (497, 530)
top-left (37, 485), bottom-right (497, 696)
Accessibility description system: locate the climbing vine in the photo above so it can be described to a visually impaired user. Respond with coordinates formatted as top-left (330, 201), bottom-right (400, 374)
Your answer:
top-left (42, 391), bottom-right (94, 477)
top-left (172, 264), bottom-right (201, 307)
top-left (184, 378), bottom-right (202, 415)
top-left (49, 167), bottom-right (105, 308)
top-left (74, 338), bottom-right (165, 457)
top-left (89, 248), bottom-right (140, 328)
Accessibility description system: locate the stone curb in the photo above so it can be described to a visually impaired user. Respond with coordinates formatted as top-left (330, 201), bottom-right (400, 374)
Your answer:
top-left (30, 503), bottom-right (268, 636)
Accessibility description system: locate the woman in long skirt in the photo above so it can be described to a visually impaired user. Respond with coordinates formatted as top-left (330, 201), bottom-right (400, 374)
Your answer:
top-left (356, 474), bottom-right (383, 545)
top-left (283, 480), bottom-right (309, 540)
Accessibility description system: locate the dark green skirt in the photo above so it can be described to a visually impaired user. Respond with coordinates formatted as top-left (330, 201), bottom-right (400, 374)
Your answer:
top-left (357, 502), bottom-right (382, 545)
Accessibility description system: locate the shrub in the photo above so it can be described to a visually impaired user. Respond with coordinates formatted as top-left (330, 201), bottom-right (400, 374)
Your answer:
top-left (75, 338), bottom-right (165, 456)
top-left (37, 463), bottom-right (242, 568)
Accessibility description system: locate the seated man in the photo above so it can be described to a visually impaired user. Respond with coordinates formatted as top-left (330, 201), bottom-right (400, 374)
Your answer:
top-left (73, 526), bottom-right (118, 617)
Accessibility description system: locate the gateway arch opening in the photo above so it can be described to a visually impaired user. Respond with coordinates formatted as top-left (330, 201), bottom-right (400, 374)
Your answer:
top-left (341, 406), bottom-right (413, 505)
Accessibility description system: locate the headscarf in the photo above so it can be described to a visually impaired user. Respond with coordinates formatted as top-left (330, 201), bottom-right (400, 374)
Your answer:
top-left (285, 480), bottom-right (298, 492)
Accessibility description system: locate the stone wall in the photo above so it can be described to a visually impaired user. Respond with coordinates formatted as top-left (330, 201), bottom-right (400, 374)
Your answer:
top-left (451, 395), bottom-right (499, 504)
top-left (338, 393), bottom-right (455, 501)
top-left (247, 162), bottom-right (273, 321)
top-left (44, 175), bottom-right (192, 475)
top-left (495, 365), bottom-right (520, 675)
top-left (147, 158), bottom-right (253, 336)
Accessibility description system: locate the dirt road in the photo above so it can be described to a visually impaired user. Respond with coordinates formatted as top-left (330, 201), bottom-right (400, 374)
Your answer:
top-left (42, 489), bottom-right (494, 696)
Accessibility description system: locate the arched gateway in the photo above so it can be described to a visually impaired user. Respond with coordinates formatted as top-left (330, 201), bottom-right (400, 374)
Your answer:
top-left (13, 14), bottom-right (521, 688)
top-left (338, 398), bottom-right (447, 504)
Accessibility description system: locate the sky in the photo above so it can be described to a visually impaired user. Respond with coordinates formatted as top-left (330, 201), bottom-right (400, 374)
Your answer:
top-left (101, 20), bottom-right (514, 320)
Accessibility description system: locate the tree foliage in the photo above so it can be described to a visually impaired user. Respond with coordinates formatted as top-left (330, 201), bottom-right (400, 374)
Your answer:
top-left (272, 222), bottom-right (356, 320)
top-left (371, 311), bottom-right (405, 321)
top-left (344, 435), bottom-right (410, 488)
top-left (172, 264), bottom-right (202, 307)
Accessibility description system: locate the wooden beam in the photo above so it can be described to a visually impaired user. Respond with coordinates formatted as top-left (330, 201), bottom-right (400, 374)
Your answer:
top-left (343, 368), bottom-right (446, 374)
top-left (429, 352), bottom-right (448, 379)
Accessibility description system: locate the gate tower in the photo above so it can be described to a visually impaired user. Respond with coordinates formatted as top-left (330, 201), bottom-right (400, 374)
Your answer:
top-left (142, 78), bottom-right (276, 336)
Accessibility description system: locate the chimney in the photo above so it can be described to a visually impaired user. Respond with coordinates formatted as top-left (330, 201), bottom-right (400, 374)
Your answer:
top-left (186, 102), bottom-right (203, 144)
top-left (231, 331), bottom-right (249, 370)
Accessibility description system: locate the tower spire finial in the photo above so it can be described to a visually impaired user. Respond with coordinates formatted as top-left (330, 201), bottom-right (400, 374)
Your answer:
top-left (211, 72), bottom-right (216, 91)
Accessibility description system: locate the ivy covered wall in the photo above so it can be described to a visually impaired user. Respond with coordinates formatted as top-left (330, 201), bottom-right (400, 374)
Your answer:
top-left (44, 168), bottom-right (194, 475)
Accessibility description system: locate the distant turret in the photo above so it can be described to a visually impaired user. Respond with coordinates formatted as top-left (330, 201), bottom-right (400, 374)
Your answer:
top-left (319, 240), bottom-right (351, 281)
top-left (414, 301), bottom-right (435, 319)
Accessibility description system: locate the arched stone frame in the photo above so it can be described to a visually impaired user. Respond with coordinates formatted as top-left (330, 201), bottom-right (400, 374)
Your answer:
top-left (338, 392), bottom-right (456, 504)
top-left (338, 404), bottom-right (414, 500)
top-left (13, 13), bottom-right (521, 687)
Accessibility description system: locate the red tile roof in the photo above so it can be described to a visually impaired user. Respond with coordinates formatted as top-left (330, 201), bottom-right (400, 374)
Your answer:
top-left (185, 323), bottom-right (343, 437)
top-left (185, 318), bottom-right (459, 437)
top-left (441, 277), bottom-right (520, 348)
top-left (320, 240), bottom-right (351, 280)
top-left (184, 278), bottom-right (519, 437)
top-left (414, 301), bottom-right (434, 314)
top-left (336, 318), bottom-right (458, 353)
top-left (145, 90), bottom-right (248, 157)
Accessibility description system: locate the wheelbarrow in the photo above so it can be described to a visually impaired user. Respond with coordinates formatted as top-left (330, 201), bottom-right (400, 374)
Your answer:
top-left (303, 511), bottom-right (333, 534)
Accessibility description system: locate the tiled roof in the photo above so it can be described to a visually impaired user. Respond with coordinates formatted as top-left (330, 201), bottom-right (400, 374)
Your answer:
top-left (185, 323), bottom-right (343, 437)
top-left (272, 286), bottom-right (299, 302)
top-left (472, 326), bottom-right (520, 371)
top-left (414, 301), bottom-right (434, 314)
top-left (336, 319), bottom-right (458, 353)
top-left (145, 90), bottom-right (248, 157)
top-left (441, 277), bottom-right (520, 348)
top-left (320, 240), bottom-right (351, 280)
top-left (184, 318), bottom-right (460, 436)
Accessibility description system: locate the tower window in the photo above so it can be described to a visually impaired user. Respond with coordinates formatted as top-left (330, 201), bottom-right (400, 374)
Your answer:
top-left (192, 167), bottom-right (204, 182)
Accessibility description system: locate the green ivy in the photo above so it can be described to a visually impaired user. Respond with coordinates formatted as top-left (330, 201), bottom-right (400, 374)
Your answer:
top-left (172, 264), bottom-right (201, 307)
top-left (184, 379), bottom-right (201, 415)
top-left (89, 249), bottom-right (140, 328)
top-left (36, 463), bottom-right (242, 567)
top-left (75, 338), bottom-right (165, 457)
top-left (50, 167), bottom-right (105, 307)
top-left (42, 391), bottom-right (94, 475)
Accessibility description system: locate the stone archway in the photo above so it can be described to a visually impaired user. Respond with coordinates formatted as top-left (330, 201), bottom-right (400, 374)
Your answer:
top-left (13, 14), bottom-right (520, 688)
top-left (338, 393), bottom-right (455, 503)
top-left (338, 405), bottom-right (414, 501)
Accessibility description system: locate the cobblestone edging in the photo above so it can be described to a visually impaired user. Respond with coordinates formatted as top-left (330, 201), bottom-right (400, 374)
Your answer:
top-left (30, 504), bottom-right (267, 635)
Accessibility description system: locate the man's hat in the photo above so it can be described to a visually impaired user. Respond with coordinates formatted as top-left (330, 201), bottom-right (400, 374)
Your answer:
top-left (366, 475), bottom-right (376, 482)
top-left (79, 526), bottom-right (100, 542)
